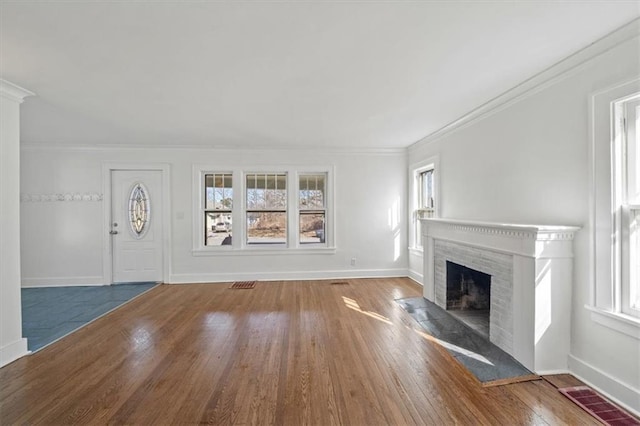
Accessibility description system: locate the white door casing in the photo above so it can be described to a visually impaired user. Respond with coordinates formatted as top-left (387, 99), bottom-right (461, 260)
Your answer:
top-left (110, 170), bottom-right (163, 283)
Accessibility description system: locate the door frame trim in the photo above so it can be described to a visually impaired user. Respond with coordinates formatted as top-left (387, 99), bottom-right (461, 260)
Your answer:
top-left (102, 163), bottom-right (172, 285)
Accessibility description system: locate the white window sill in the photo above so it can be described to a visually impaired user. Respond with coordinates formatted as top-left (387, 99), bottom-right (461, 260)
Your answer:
top-left (192, 246), bottom-right (337, 256)
top-left (586, 305), bottom-right (640, 340)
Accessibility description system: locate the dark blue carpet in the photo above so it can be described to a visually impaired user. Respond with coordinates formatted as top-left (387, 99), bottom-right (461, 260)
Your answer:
top-left (22, 283), bottom-right (157, 352)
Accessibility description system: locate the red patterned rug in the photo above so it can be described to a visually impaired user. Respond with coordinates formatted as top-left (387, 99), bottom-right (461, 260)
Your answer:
top-left (229, 281), bottom-right (256, 289)
top-left (558, 386), bottom-right (639, 425)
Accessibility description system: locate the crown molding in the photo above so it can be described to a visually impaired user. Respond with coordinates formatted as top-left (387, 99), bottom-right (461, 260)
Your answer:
top-left (0, 79), bottom-right (35, 103)
top-left (20, 143), bottom-right (406, 156)
top-left (408, 17), bottom-right (640, 154)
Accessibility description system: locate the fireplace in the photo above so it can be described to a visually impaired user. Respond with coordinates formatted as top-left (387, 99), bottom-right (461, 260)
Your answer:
top-left (420, 218), bottom-right (579, 373)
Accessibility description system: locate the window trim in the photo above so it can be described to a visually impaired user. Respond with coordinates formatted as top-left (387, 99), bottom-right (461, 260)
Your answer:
top-left (589, 78), bottom-right (640, 338)
top-left (409, 156), bottom-right (439, 251)
top-left (192, 164), bottom-right (335, 254)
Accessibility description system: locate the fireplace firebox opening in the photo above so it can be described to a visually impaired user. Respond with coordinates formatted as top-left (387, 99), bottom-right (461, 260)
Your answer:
top-left (446, 261), bottom-right (491, 310)
top-left (446, 261), bottom-right (491, 337)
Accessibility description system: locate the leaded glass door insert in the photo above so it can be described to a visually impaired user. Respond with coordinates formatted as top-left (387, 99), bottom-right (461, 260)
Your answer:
top-left (128, 183), bottom-right (150, 239)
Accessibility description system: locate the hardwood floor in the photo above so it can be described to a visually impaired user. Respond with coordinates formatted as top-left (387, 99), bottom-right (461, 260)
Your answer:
top-left (0, 278), bottom-right (600, 425)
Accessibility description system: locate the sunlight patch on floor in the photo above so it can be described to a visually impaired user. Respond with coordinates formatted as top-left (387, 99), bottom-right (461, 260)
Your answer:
top-left (408, 325), bottom-right (495, 366)
top-left (342, 296), bottom-right (393, 325)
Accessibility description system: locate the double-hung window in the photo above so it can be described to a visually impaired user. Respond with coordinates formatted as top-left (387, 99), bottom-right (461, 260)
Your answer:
top-left (419, 169), bottom-right (435, 214)
top-left (196, 166), bottom-right (333, 251)
top-left (204, 173), bottom-right (233, 246)
top-left (411, 159), bottom-right (437, 250)
top-left (614, 94), bottom-right (640, 317)
top-left (246, 173), bottom-right (287, 245)
top-left (299, 173), bottom-right (326, 244)
top-left (590, 81), bottom-right (640, 337)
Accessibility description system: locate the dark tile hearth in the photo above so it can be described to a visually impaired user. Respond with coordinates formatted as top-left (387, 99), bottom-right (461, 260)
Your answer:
top-left (396, 296), bottom-right (536, 385)
top-left (448, 309), bottom-right (490, 338)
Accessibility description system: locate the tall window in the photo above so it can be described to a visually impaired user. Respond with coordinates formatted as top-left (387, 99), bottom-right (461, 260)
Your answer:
top-left (246, 173), bottom-right (287, 245)
top-left (419, 169), bottom-right (435, 213)
top-left (299, 173), bottom-right (326, 244)
top-left (615, 94), bottom-right (640, 317)
top-left (204, 173), bottom-right (233, 246)
top-left (414, 165), bottom-right (436, 249)
top-left (589, 80), bottom-right (640, 337)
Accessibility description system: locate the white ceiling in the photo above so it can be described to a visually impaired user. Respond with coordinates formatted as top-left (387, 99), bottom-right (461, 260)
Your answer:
top-left (1, 1), bottom-right (639, 149)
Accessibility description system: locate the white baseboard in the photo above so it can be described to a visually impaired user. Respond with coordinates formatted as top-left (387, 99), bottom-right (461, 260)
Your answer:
top-left (169, 268), bottom-right (409, 284)
top-left (568, 354), bottom-right (640, 416)
top-left (21, 276), bottom-right (105, 288)
top-left (535, 369), bottom-right (570, 376)
top-left (0, 338), bottom-right (28, 368)
top-left (408, 269), bottom-right (423, 286)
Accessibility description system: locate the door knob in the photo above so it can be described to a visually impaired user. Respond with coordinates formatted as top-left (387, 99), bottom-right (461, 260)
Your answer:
top-left (110, 230), bottom-right (119, 235)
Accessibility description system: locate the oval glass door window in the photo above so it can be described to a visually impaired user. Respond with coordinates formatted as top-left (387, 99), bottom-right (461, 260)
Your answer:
top-left (129, 183), bottom-right (150, 238)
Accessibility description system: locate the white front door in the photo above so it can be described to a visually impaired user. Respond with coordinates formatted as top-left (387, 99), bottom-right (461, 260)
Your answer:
top-left (111, 170), bottom-right (164, 283)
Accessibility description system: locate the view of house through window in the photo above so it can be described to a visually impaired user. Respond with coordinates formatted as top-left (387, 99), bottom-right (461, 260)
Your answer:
top-left (204, 173), bottom-right (233, 246)
top-left (200, 169), bottom-right (330, 249)
top-left (246, 173), bottom-right (287, 244)
top-left (299, 173), bottom-right (326, 244)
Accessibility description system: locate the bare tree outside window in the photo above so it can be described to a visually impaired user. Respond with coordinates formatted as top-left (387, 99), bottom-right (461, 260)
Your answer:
top-left (299, 174), bottom-right (326, 244)
top-left (246, 173), bottom-right (287, 244)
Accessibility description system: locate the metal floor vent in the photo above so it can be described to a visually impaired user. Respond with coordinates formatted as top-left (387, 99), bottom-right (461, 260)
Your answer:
top-left (330, 281), bottom-right (350, 285)
top-left (558, 386), bottom-right (640, 425)
top-left (229, 281), bottom-right (256, 289)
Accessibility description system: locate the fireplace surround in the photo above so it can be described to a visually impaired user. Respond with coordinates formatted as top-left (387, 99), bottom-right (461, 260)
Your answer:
top-left (421, 218), bottom-right (579, 373)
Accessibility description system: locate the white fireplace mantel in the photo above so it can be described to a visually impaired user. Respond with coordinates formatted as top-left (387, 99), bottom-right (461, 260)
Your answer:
top-left (421, 218), bottom-right (580, 258)
top-left (420, 218), bottom-right (580, 374)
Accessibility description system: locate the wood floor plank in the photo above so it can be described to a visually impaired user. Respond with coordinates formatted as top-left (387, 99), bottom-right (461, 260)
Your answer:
top-left (0, 278), bottom-right (604, 425)
top-left (542, 373), bottom-right (587, 389)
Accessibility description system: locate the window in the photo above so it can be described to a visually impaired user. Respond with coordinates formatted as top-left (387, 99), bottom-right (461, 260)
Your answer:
top-left (196, 166), bottom-right (333, 252)
top-left (299, 173), bottom-right (326, 244)
top-left (589, 80), bottom-right (640, 338)
top-left (419, 169), bottom-right (435, 213)
top-left (614, 94), bottom-right (640, 317)
top-left (204, 173), bottom-right (233, 246)
top-left (411, 160), bottom-right (437, 250)
top-left (246, 173), bottom-right (287, 245)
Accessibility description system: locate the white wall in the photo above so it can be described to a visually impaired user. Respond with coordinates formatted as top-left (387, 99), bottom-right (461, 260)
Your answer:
top-left (408, 31), bottom-right (640, 411)
top-left (0, 81), bottom-right (31, 367)
top-left (20, 147), bottom-right (408, 286)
